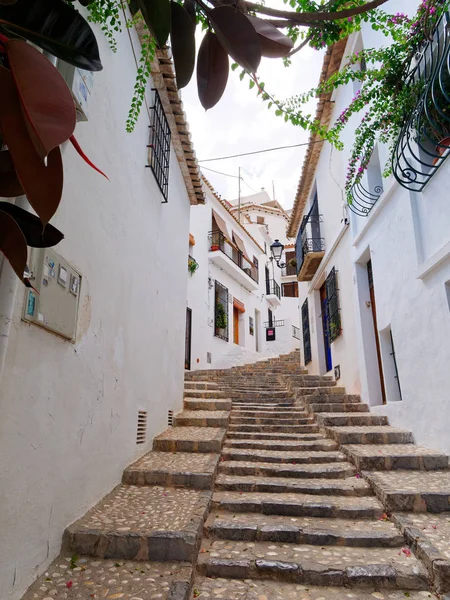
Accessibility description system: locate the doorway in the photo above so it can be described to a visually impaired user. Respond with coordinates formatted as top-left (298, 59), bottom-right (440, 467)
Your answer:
top-left (320, 283), bottom-right (332, 372)
top-left (185, 307), bottom-right (192, 370)
top-left (367, 260), bottom-right (386, 404)
top-left (233, 307), bottom-right (239, 345)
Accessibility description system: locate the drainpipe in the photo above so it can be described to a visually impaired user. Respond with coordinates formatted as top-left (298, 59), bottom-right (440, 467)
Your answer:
top-left (0, 195), bottom-right (30, 383)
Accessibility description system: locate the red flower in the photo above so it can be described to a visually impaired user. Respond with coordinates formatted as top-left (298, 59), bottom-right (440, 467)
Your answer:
top-left (66, 580), bottom-right (73, 589)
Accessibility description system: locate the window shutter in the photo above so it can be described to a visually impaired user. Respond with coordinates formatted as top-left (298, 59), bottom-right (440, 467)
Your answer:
top-left (325, 267), bottom-right (341, 342)
top-left (301, 299), bottom-right (312, 365)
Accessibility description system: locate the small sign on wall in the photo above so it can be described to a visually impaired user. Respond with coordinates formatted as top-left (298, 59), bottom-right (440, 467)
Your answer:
top-left (266, 328), bottom-right (276, 342)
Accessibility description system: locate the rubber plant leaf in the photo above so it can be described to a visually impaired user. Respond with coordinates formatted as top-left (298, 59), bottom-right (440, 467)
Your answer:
top-left (0, 0), bottom-right (102, 71)
top-left (208, 6), bottom-right (261, 73)
top-left (69, 135), bottom-right (109, 180)
top-left (183, 0), bottom-right (196, 26)
top-left (136, 0), bottom-right (170, 48)
top-left (0, 0), bottom-right (18, 5)
top-left (246, 15), bottom-right (293, 58)
top-left (0, 150), bottom-right (24, 196)
top-left (170, 1), bottom-right (195, 89)
top-left (7, 39), bottom-right (76, 160)
top-left (0, 202), bottom-right (64, 247)
top-left (128, 0), bottom-right (139, 16)
top-left (0, 65), bottom-right (63, 226)
top-left (197, 30), bottom-right (229, 110)
top-left (0, 209), bottom-right (29, 284)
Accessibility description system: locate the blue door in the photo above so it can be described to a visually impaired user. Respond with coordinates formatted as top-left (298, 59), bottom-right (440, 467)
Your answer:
top-left (320, 284), bottom-right (332, 372)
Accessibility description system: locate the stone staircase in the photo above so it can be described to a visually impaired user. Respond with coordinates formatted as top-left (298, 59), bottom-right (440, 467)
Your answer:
top-left (22, 350), bottom-right (450, 600)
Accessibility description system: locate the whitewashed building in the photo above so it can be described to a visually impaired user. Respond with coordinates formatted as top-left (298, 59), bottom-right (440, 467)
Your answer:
top-left (288, 0), bottom-right (450, 456)
top-left (186, 182), bottom-right (299, 370)
top-left (0, 15), bottom-right (204, 600)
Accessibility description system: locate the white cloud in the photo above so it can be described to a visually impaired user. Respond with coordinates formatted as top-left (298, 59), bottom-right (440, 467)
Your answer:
top-left (181, 27), bottom-right (325, 209)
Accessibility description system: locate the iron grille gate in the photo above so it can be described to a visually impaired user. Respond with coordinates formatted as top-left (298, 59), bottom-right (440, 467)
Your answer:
top-left (147, 89), bottom-right (171, 202)
top-left (325, 267), bottom-right (341, 343)
top-left (214, 280), bottom-right (229, 341)
top-left (301, 298), bottom-right (312, 365)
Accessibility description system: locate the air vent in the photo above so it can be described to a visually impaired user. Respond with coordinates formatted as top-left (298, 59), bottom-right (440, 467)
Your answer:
top-left (207, 352), bottom-right (212, 364)
top-left (136, 410), bottom-right (147, 444)
top-left (168, 410), bottom-right (174, 426)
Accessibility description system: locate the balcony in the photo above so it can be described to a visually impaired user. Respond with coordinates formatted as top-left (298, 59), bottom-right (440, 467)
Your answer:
top-left (393, 11), bottom-right (450, 191)
top-left (296, 200), bottom-right (325, 282)
top-left (208, 230), bottom-right (258, 291)
top-left (265, 278), bottom-right (281, 307)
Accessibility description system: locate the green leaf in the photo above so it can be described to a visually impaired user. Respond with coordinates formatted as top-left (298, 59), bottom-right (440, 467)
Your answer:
top-left (170, 1), bottom-right (195, 89)
top-left (197, 30), bottom-right (229, 110)
top-left (249, 79), bottom-right (255, 89)
top-left (137, 0), bottom-right (170, 48)
top-left (231, 62), bottom-right (238, 71)
top-left (0, 0), bottom-right (102, 71)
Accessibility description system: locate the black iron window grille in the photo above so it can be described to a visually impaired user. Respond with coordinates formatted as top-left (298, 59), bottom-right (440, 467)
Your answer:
top-left (266, 279), bottom-right (281, 299)
top-left (301, 298), bottom-right (312, 365)
top-left (214, 280), bottom-right (229, 341)
top-left (325, 267), bottom-right (341, 343)
top-left (295, 197), bottom-right (325, 275)
top-left (147, 89), bottom-right (171, 202)
top-left (393, 11), bottom-right (450, 192)
top-left (292, 325), bottom-right (301, 340)
top-left (349, 180), bottom-right (384, 217)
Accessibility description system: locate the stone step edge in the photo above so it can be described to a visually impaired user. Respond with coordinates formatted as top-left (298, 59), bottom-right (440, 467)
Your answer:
top-left (196, 554), bottom-right (429, 590)
top-left (392, 513), bottom-right (450, 594)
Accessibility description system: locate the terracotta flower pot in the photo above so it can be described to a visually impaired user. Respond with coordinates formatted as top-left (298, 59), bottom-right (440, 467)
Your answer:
top-left (211, 244), bottom-right (219, 251)
top-left (433, 136), bottom-right (450, 164)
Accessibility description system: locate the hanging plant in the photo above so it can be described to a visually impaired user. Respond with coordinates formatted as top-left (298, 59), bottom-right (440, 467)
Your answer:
top-left (288, 257), bottom-right (297, 269)
top-left (188, 257), bottom-right (199, 275)
top-left (215, 303), bottom-right (227, 330)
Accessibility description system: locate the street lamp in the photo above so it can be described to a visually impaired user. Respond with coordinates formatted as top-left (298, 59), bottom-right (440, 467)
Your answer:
top-left (270, 239), bottom-right (286, 268)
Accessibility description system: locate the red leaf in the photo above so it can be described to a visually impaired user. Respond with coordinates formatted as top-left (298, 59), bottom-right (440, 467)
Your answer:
top-left (7, 39), bottom-right (76, 159)
top-left (66, 580), bottom-right (73, 589)
top-left (246, 15), bottom-right (293, 58)
top-left (0, 65), bottom-right (63, 225)
top-left (69, 135), bottom-right (108, 180)
top-left (197, 31), bottom-right (229, 110)
top-left (0, 209), bottom-right (28, 283)
top-left (209, 6), bottom-right (261, 73)
top-left (0, 150), bottom-right (24, 196)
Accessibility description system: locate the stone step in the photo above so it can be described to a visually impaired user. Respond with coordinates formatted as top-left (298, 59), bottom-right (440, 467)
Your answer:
top-left (325, 425), bottom-right (414, 445)
top-left (221, 448), bottom-right (346, 464)
top-left (317, 413), bottom-right (389, 427)
top-left (212, 490), bottom-right (381, 516)
top-left (232, 409), bottom-right (309, 418)
top-left (183, 389), bottom-right (228, 399)
top-left (153, 426), bottom-right (226, 453)
top-left (231, 397), bottom-right (295, 405)
top-left (230, 392), bottom-right (294, 400)
top-left (197, 541), bottom-right (428, 589)
top-left (232, 402), bottom-right (295, 409)
top-left (343, 444), bottom-right (449, 471)
top-left (184, 381), bottom-right (218, 389)
top-left (122, 451), bottom-right (220, 489)
top-left (204, 513), bottom-right (404, 547)
top-left (191, 578), bottom-right (439, 599)
top-left (227, 424), bottom-right (319, 433)
top-left (229, 416), bottom-right (314, 425)
top-left (366, 469), bottom-right (450, 512)
top-left (227, 432), bottom-right (322, 441)
top-left (302, 394), bottom-right (359, 404)
top-left (290, 380), bottom-right (337, 388)
top-left (173, 410), bottom-right (229, 428)
top-left (225, 437), bottom-right (335, 449)
top-left (184, 398), bottom-right (232, 411)
top-left (309, 402), bottom-right (370, 413)
top-left (218, 460), bottom-right (356, 479)
top-left (214, 475), bottom-right (373, 497)
top-left (22, 557), bottom-right (193, 600)
top-left (287, 375), bottom-right (334, 383)
top-left (295, 386), bottom-right (346, 396)
top-left (64, 485), bottom-right (211, 562)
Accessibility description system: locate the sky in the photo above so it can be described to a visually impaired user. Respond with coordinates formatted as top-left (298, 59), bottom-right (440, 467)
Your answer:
top-left (181, 29), bottom-right (325, 211)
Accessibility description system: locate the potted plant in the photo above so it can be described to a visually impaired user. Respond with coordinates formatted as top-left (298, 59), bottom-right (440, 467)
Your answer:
top-left (288, 257), bottom-right (297, 269)
top-left (188, 257), bottom-right (199, 275)
top-left (215, 303), bottom-right (227, 332)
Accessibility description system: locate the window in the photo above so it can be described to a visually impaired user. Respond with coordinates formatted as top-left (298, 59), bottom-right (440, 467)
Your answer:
top-left (285, 250), bottom-right (297, 276)
top-left (249, 316), bottom-right (254, 336)
top-left (147, 89), bottom-right (171, 202)
top-left (282, 282), bottom-right (299, 298)
top-left (301, 299), bottom-right (312, 365)
top-left (257, 216), bottom-right (265, 225)
top-left (214, 281), bottom-right (229, 341)
top-left (325, 267), bottom-right (341, 342)
top-left (268, 308), bottom-right (273, 327)
top-left (264, 242), bottom-right (267, 255)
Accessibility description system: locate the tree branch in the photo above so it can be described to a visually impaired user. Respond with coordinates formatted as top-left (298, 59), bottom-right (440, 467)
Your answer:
top-left (243, 0), bottom-right (390, 24)
top-left (287, 34), bottom-right (313, 57)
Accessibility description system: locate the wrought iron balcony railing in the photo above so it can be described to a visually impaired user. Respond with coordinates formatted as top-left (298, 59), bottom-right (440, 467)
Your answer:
top-left (393, 11), bottom-right (450, 192)
top-left (263, 319), bottom-right (285, 328)
top-left (296, 231), bottom-right (326, 281)
top-left (292, 325), bottom-right (301, 340)
top-left (209, 230), bottom-right (258, 282)
top-left (265, 278), bottom-right (281, 299)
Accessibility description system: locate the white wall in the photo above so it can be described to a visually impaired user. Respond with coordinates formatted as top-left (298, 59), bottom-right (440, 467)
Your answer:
top-left (0, 19), bottom-right (191, 600)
